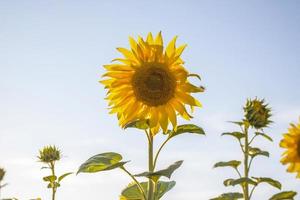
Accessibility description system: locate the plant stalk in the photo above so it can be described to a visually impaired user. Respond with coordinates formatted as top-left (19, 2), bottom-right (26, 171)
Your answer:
top-left (50, 162), bottom-right (56, 200)
top-left (244, 126), bottom-right (250, 200)
top-left (147, 131), bottom-right (154, 200)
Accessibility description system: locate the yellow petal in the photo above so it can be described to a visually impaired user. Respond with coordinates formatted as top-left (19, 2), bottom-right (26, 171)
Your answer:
top-left (155, 31), bottom-right (163, 46)
top-left (166, 36), bottom-right (177, 57)
top-left (146, 32), bottom-right (154, 44)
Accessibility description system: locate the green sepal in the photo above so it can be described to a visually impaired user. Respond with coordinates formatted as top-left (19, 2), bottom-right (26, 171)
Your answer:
top-left (165, 124), bottom-right (205, 138)
top-left (135, 160), bottom-right (183, 179)
top-left (120, 181), bottom-right (176, 200)
top-left (269, 191), bottom-right (297, 200)
top-left (77, 152), bottom-right (128, 174)
top-left (210, 192), bottom-right (244, 200)
top-left (252, 177), bottom-right (281, 190)
top-left (213, 160), bottom-right (241, 169)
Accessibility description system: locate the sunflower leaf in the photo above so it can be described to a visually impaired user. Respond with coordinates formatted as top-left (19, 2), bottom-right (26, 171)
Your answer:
top-left (249, 146), bottom-right (269, 158)
top-left (124, 119), bottom-right (149, 130)
top-left (255, 132), bottom-right (273, 142)
top-left (228, 121), bottom-right (245, 126)
top-left (222, 132), bottom-right (245, 140)
top-left (223, 178), bottom-right (235, 187)
top-left (252, 177), bottom-right (281, 190)
top-left (166, 124), bottom-right (205, 138)
top-left (223, 177), bottom-right (257, 187)
top-left (135, 160), bottom-right (183, 179)
top-left (210, 192), bottom-right (244, 200)
top-left (120, 181), bottom-right (176, 200)
top-left (58, 172), bottom-right (73, 183)
top-left (269, 191), bottom-right (297, 200)
top-left (214, 160), bottom-right (241, 169)
top-left (43, 175), bottom-right (57, 182)
top-left (77, 152), bottom-right (128, 174)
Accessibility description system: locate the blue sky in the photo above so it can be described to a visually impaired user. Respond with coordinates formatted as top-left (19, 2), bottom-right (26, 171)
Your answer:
top-left (0, 0), bottom-right (300, 199)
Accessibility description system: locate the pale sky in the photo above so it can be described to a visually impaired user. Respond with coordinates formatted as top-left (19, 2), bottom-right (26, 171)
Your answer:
top-left (0, 1), bottom-right (300, 200)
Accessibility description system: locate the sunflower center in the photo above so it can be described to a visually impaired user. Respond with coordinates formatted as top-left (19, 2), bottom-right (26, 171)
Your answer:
top-left (132, 65), bottom-right (176, 106)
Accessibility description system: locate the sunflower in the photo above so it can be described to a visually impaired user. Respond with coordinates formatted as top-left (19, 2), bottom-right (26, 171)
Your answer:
top-left (101, 32), bottom-right (204, 135)
top-left (280, 119), bottom-right (300, 178)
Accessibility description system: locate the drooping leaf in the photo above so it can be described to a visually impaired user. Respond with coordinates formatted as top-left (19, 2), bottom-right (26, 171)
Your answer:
top-left (252, 177), bottom-right (281, 190)
top-left (249, 146), bottom-right (269, 158)
top-left (210, 192), bottom-right (244, 200)
top-left (269, 191), bottom-right (297, 200)
top-left (214, 160), bottom-right (241, 169)
top-left (58, 172), bottom-right (73, 182)
top-left (222, 132), bottom-right (245, 140)
top-left (77, 152), bottom-right (128, 174)
top-left (120, 181), bottom-right (176, 200)
top-left (43, 175), bottom-right (57, 182)
top-left (135, 160), bottom-right (183, 179)
top-left (166, 124), bottom-right (205, 138)
top-left (255, 132), bottom-right (273, 142)
top-left (124, 119), bottom-right (149, 130)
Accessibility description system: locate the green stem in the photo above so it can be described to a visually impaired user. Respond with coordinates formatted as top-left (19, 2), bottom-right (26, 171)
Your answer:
top-left (153, 137), bottom-right (170, 169)
top-left (147, 130), bottom-right (155, 200)
top-left (244, 126), bottom-right (250, 200)
top-left (50, 162), bottom-right (56, 200)
top-left (120, 166), bottom-right (146, 200)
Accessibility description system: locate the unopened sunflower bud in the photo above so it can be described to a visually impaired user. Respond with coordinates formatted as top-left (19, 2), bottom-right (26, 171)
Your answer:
top-left (0, 168), bottom-right (5, 181)
top-left (38, 145), bottom-right (61, 163)
top-left (244, 98), bottom-right (272, 129)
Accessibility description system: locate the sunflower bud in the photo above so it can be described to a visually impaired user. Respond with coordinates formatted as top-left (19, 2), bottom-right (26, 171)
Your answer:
top-left (244, 98), bottom-right (272, 129)
top-left (0, 168), bottom-right (5, 181)
top-left (38, 145), bottom-right (61, 163)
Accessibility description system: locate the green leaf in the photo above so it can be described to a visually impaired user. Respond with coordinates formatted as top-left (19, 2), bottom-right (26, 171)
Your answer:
top-left (47, 182), bottom-right (60, 188)
top-left (58, 172), bottom-right (73, 182)
top-left (255, 132), bottom-right (273, 142)
top-left (214, 160), bottom-right (241, 169)
top-left (252, 177), bottom-right (281, 190)
top-left (124, 119), bottom-right (149, 130)
top-left (77, 152), bottom-right (128, 174)
top-left (222, 132), bottom-right (245, 140)
top-left (43, 175), bottom-right (57, 182)
top-left (120, 181), bottom-right (176, 200)
top-left (228, 121), bottom-right (244, 126)
top-left (154, 181), bottom-right (176, 199)
top-left (135, 160), bottom-right (183, 179)
top-left (269, 191), bottom-right (297, 200)
top-left (223, 178), bottom-right (234, 187)
top-left (249, 146), bottom-right (269, 158)
top-left (223, 177), bottom-right (257, 187)
top-left (166, 124), bottom-right (205, 138)
top-left (210, 192), bottom-right (244, 200)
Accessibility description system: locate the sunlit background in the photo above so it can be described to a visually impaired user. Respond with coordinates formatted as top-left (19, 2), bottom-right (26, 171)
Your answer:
top-left (1, 1), bottom-right (300, 199)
